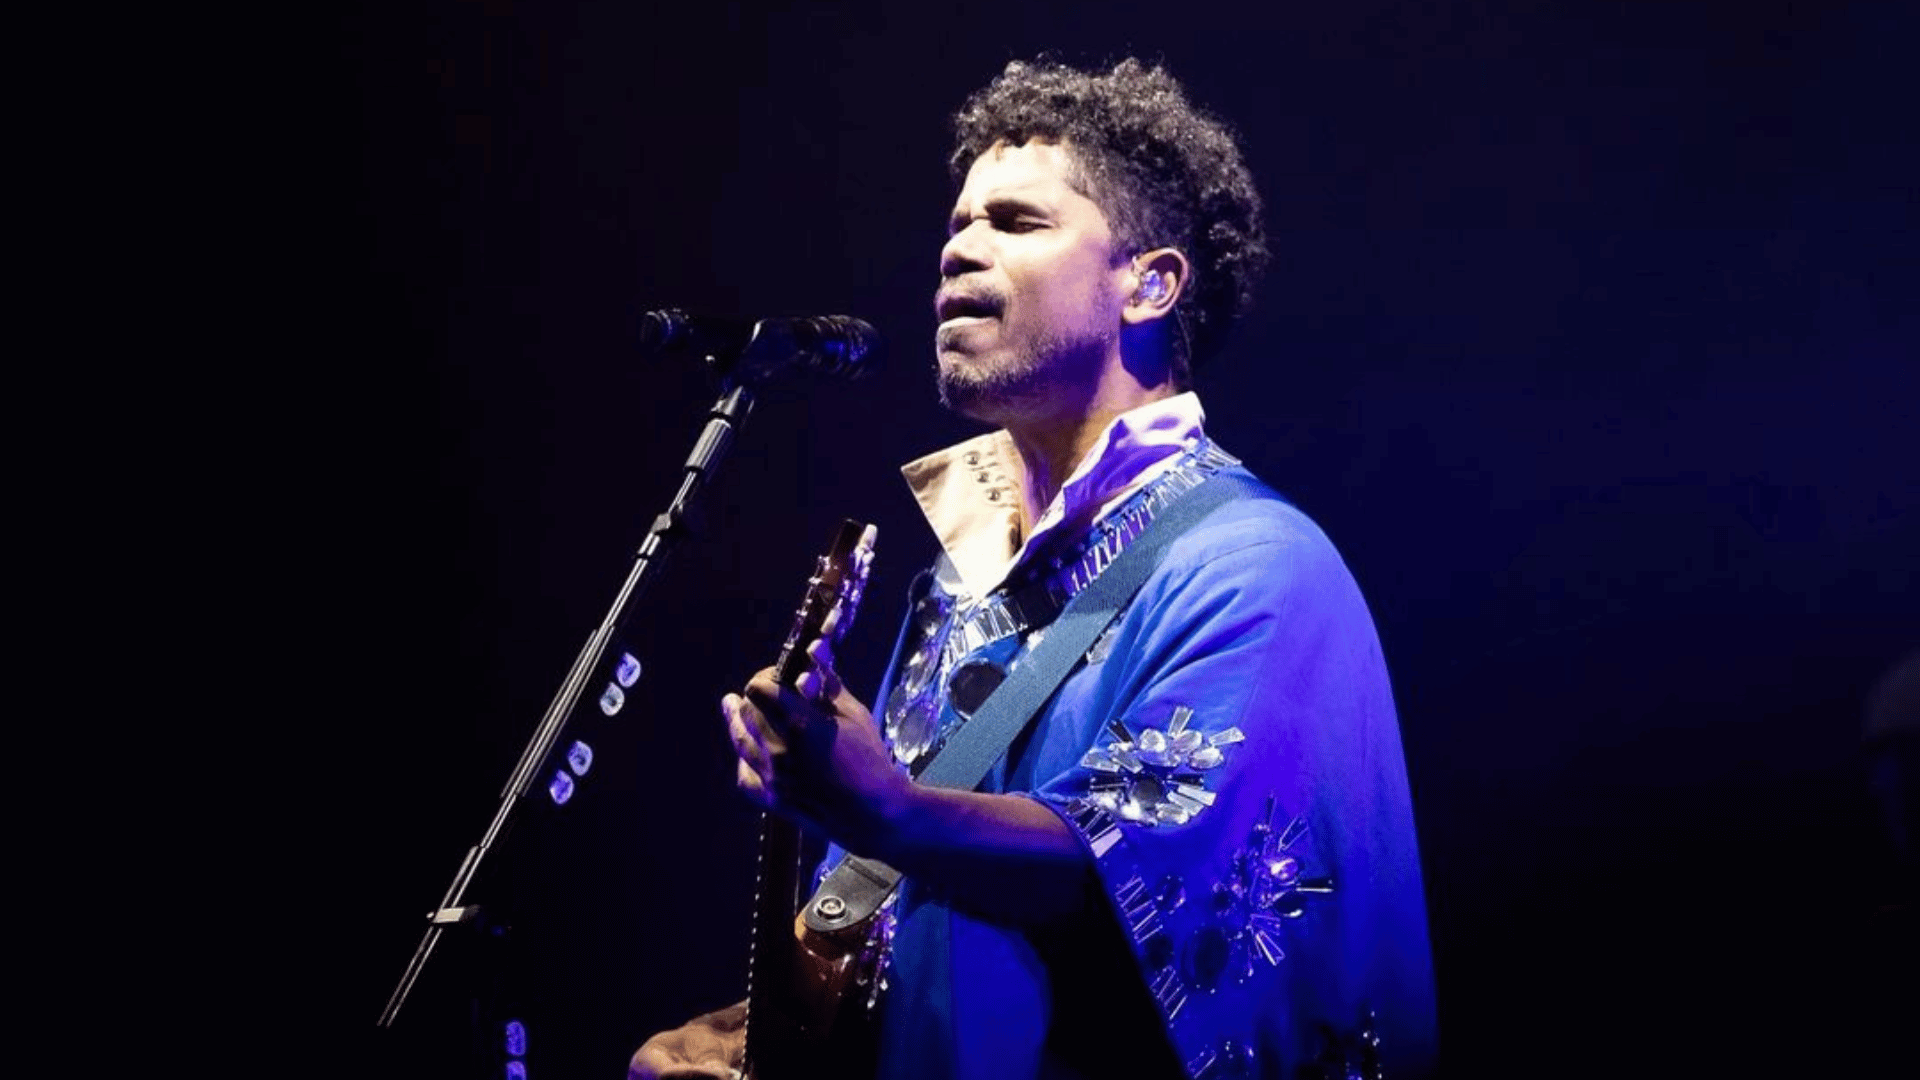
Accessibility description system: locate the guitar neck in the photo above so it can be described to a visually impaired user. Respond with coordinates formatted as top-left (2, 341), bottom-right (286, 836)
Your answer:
top-left (745, 811), bottom-right (806, 1076)
top-left (743, 519), bottom-right (871, 1080)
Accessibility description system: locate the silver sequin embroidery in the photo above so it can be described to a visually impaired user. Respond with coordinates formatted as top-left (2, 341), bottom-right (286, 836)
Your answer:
top-left (1079, 705), bottom-right (1241, 824)
top-left (1182, 793), bottom-right (1334, 991)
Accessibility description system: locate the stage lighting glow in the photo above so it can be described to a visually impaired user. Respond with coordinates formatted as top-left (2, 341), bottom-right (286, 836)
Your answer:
top-left (548, 770), bottom-right (575, 805)
top-left (567, 740), bottom-right (593, 776)
top-left (599, 684), bottom-right (625, 715)
top-left (616, 652), bottom-right (642, 687)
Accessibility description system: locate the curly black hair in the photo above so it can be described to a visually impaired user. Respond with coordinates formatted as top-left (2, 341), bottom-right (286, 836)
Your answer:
top-left (951, 58), bottom-right (1268, 382)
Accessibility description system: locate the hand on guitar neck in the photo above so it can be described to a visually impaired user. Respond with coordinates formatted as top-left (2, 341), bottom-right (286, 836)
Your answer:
top-left (727, 636), bottom-right (910, 860)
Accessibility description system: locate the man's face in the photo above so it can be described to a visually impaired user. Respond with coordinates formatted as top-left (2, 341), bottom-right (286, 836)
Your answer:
top-left (935, 141), bottom-right (1130, 423)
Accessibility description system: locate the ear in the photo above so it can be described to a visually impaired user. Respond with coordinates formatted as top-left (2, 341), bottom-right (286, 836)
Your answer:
top-left (1121, 247), bottom-right (1191, 327)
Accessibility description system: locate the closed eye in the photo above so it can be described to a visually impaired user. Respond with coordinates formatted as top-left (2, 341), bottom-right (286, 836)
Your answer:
top-left (947, 197), bottom-right (1052, 237)
top-left (987, 198), bottom-right (1049, 233)
top-left (946, 214), bottom-right (1047, 237)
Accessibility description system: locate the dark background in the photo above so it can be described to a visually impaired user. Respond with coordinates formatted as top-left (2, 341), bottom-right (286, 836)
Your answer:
top-left (294, 2), bottom-right (1915, 1076)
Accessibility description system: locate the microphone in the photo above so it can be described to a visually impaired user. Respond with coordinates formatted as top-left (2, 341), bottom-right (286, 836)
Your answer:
top-left (638, 310), bottom-right (880, 383)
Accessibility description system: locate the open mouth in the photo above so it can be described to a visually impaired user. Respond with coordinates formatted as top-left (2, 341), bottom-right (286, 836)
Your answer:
top-left (936, 293), bottom-right (1001, 325)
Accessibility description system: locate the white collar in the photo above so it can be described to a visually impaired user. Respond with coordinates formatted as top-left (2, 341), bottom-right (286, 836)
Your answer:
top-left (899, 392), bottom-right (1207, 600)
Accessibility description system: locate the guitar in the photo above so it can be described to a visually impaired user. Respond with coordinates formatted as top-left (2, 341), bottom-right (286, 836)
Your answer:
top-left (743, 519), bottom-right (886, 1080)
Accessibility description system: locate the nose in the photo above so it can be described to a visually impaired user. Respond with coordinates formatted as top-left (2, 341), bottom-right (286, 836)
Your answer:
top-left (940, 221), bottom-right (991, 278)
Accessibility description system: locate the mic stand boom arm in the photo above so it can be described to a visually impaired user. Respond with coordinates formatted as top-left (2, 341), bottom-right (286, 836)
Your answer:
top-left (379, 381), bottom-right (756, 1029)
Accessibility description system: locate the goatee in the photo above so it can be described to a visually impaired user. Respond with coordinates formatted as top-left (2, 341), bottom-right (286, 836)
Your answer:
top-left (935, 337), bottom-right (1104, 423)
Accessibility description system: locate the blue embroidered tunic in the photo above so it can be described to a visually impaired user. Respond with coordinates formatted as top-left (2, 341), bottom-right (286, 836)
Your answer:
top-left (838, 396), bottom-right (1435, 1079)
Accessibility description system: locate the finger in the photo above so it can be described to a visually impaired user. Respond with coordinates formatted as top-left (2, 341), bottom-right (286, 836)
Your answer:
top-left (660, 1060), bottom-right (735, 1079)
top-left (806, 636), bottom-right (838, 678)
top-left (736, 756), bottom-right (772, 809)
top-left (748, 670), bottom-right (824, 734)
top-left (745, 667), bottom-right (782, 698)
top-left (795, 672), bottom-right (840, 708)
top-left (631, 1045), bottom-right (733, 1080)
top-left (731, 689), bottom-right (788, 750)
top-left (724, 696), bottom-right (770, 772)
top-left (794, 672), bottom-right (838, 710)
top-left (805, 638), bottom-right (842, 701)
top-left (743, 670), bottom-right (792, 721)
top-left (795, 668), bottom-right (827, 706)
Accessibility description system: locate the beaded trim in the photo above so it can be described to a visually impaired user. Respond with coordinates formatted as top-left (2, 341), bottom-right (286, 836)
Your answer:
top-left (931, 439), bottom-right (1240, 673)
top-left (1055, 792), bottom-right (1337, 1079)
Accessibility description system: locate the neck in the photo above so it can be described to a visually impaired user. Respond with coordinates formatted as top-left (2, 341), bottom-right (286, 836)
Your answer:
top-left (1002, 379), bottom-right (1178, 534)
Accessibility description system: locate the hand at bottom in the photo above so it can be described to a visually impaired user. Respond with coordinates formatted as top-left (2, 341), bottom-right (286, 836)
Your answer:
top-left (628, 1000), bottom-right (746, 1080)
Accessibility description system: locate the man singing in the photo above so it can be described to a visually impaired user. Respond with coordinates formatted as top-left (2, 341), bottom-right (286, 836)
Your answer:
top-left (633, 58), bottom-right (1436, 1079)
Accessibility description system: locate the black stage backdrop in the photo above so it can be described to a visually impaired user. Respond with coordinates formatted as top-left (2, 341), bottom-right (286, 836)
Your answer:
top-left (295, 2), bottom-right (1916, 1077)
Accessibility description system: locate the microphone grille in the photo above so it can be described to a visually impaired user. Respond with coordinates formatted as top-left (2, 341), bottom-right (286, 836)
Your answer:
top-left (806, 316), bottom-right (881, 381)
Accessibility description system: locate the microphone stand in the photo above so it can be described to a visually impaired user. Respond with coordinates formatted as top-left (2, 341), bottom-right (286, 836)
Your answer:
top-left (378, 377), bottom-right (755, 1037)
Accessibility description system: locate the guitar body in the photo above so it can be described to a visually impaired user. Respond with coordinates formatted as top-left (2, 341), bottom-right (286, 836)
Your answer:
top-left (744, 910), bottom-right (887, 1079)
top-left (743, 520), bottom-right (886, 1080)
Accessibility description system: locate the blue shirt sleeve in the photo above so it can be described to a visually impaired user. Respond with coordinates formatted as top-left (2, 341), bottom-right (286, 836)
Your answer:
top-left (1024, 504), bottom-right (1436, 1077)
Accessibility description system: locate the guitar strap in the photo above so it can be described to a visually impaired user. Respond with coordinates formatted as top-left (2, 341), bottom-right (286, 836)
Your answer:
top-left (802, 467), bottom-right (1263, 934)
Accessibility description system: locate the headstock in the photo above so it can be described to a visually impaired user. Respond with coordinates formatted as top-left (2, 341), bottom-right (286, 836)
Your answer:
top-left (774, 519), bottom-right (877, 687)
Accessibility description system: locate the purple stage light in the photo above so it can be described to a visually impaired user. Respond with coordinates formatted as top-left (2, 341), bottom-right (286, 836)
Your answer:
top-left (599, 684), bottom-right (625, 715)
top-left (566, 740), bottom-right (593, 776)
